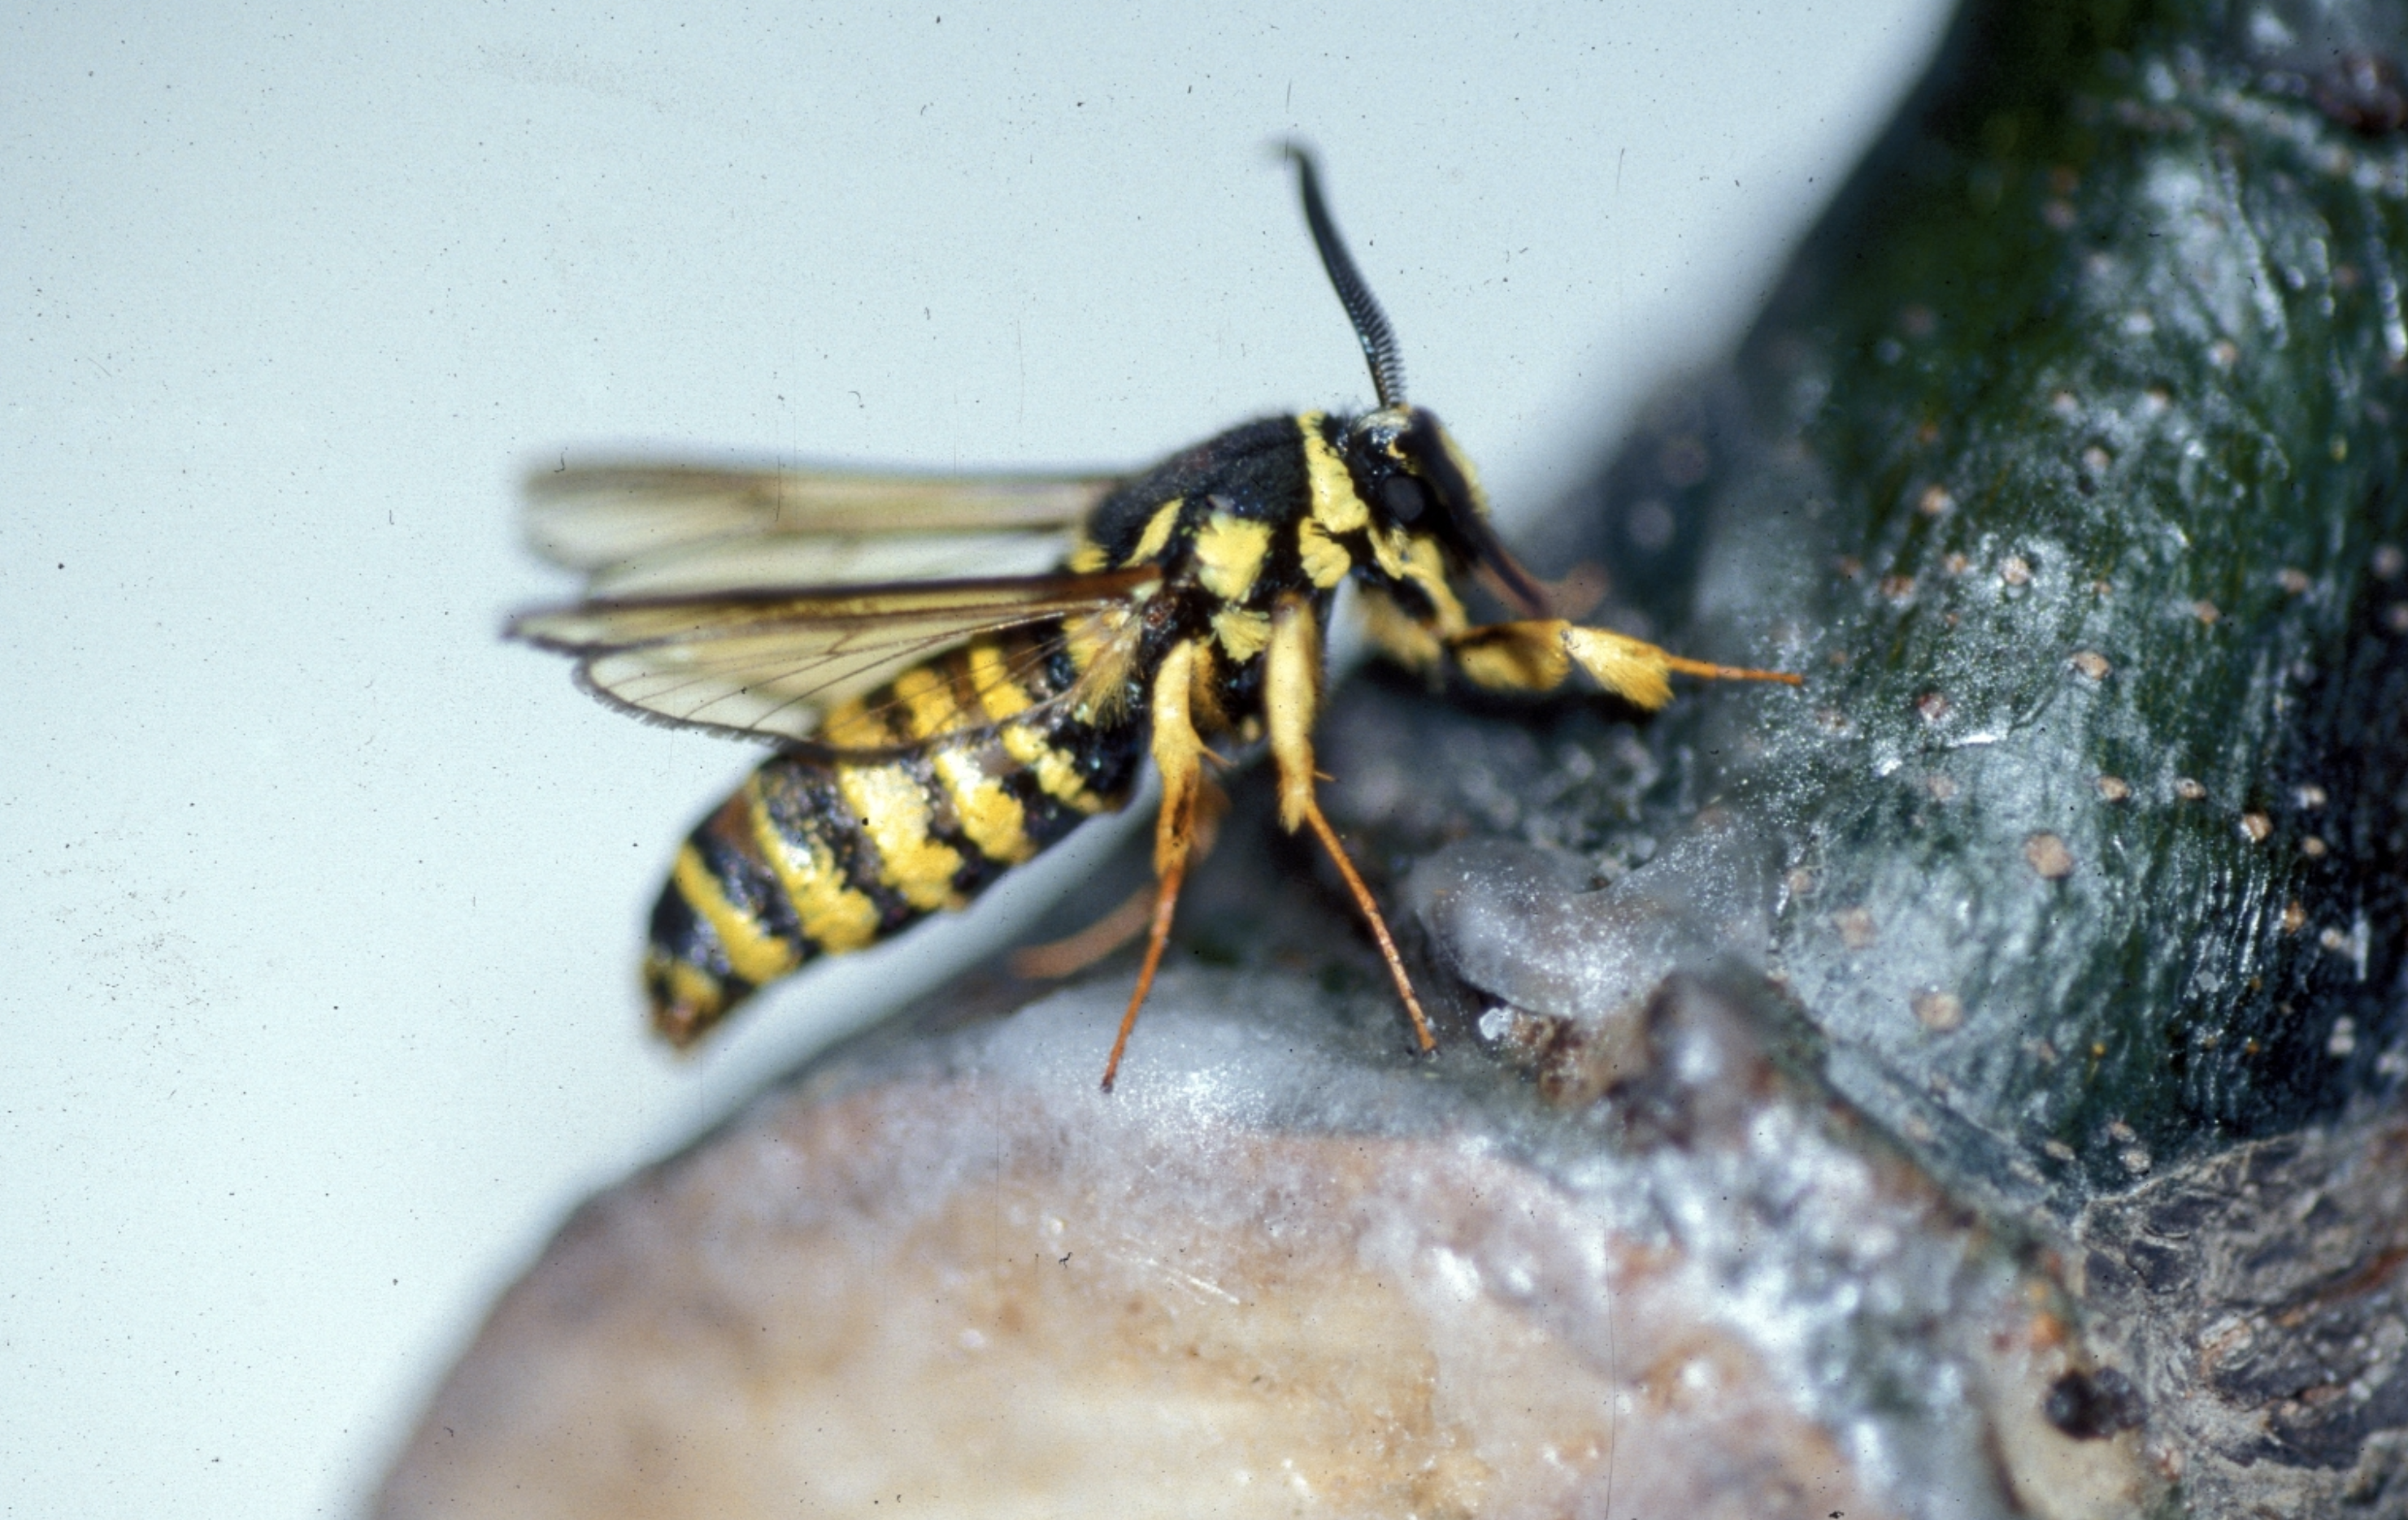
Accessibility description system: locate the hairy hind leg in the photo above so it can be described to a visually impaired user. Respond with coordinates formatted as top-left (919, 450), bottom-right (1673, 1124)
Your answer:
top-left (1100, 639), bottom-right (1211, 1092)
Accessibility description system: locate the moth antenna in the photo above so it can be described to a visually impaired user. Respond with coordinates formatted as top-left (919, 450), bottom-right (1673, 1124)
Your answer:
top-left (1280, 141), bottom-right (1407, 410)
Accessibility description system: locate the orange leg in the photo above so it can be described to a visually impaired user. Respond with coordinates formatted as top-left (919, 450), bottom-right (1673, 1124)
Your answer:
top-left (1098, 639), bottom-right (1211, 1092)
top-left (1294, 791), bottom-right (1435, 1053)
top-left (1266, 593), bottom-right (1438, 1058)
top-left (1010, 781), bottom-right (1226, 983)
top-left (1655, 650), bottom-right (1804, 684)
top-left (1012, 888), bottom-right (1158, 985)
top-left (1098, 775), bottom-right (1200, 1093)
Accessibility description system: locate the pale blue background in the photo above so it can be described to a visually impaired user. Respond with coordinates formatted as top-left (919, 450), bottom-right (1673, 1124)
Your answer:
top-left (4, 2), bottom-right (1949, 1513)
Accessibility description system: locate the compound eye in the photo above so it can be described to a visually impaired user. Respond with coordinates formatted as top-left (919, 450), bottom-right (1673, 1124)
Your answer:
top-left (1380, 473), bottom-right (1429, 524)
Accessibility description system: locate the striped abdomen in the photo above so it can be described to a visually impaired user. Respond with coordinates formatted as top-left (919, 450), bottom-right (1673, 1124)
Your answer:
top-left (642, 621), bottom-right (1145, 1045)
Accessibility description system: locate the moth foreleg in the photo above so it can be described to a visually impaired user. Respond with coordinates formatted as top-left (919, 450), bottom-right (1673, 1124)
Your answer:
top-left (1446, 618), bottom-right (1800, 711)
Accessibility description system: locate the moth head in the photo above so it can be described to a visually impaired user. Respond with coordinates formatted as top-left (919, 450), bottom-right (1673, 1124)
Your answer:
top-left (1286, 144), bottom-right (1550, 617)
top-left (1342, 405), bottom-right (1550, 616)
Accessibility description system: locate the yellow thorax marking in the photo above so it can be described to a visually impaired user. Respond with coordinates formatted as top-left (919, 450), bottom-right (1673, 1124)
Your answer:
top-left (742, 777), bottom-right (880, 953)
top-left (1122, 497), bottom-right (1184, 567)
top-left (1298, 414), bottom-right (1367, 534)
top-left (672, 844), bottom-right (801, 984)
top-left (837, 762), bottom-right (965, 910)
top-left (1193, 508), bottom-right (1274, 601)
top-left (1211, 605), bottom-right (1272, 662)
top-left (1066, 533), bottom-right (1108, 575)
top-left (1297, 515), bottom-right (1352, 588)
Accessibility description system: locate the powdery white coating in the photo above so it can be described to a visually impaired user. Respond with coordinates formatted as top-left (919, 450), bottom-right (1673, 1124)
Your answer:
top-left (1405, 813), bottom-right (1779, 1029)
top-left (377, 970), bottom-right (2154, 1519)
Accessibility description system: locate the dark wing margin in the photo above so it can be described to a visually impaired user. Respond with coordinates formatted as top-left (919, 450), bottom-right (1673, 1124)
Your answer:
top-left (508, 570), bottom-right (1158, 745)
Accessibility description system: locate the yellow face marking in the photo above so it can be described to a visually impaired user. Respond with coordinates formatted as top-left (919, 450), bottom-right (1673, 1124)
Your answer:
top-left (1211, 605), bottom-right (1272, 663)
top-left (999, 722), bottom-right (1106, 813)
top-left (1297, 515), bottom-right (1353, 588)
top-left (1298, 415), bottom-right (1367, 535)
top-left (1362, 526), bottom-right (1467, 637)
top-left (932, 746), bottom-right (1034, 864)
top-left (1392, 531), bottom-right (1469, 636)
top-left (1193, 510), bottom-right (1274, 601)
top-left (671, 844), bottom-right (802, 984)
top-left (1122, 498), bottom-right (1184, 567)
top-left (836, 762), bottom-right (966, 911)
top-left (1363, 520), bottom-right (1408, 580)
top-left (892, 665), bottom-right (967, 743)
top-left (743, 777), bottom-right (880, 953)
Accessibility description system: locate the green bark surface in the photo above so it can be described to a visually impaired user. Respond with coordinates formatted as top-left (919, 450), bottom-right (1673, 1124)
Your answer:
top-left (1639, 0), bottom-right (2408, 1202)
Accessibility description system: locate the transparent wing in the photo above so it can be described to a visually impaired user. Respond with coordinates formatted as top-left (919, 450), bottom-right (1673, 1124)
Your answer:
top-left (509, 571), bottom-right (1155, 745)
top-left (585, 528), bottom-right (1081, 597)
top-left (524, 462), bottom-right (1120, 591)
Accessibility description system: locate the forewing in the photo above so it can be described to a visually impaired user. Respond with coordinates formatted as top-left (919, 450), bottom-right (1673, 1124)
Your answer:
top-left (524, 463), bottom-right (1119, 587)
top-left (510, 571), bottom-right (1154, 745)
top-left (585, 528), bottom-right (1078, 597)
